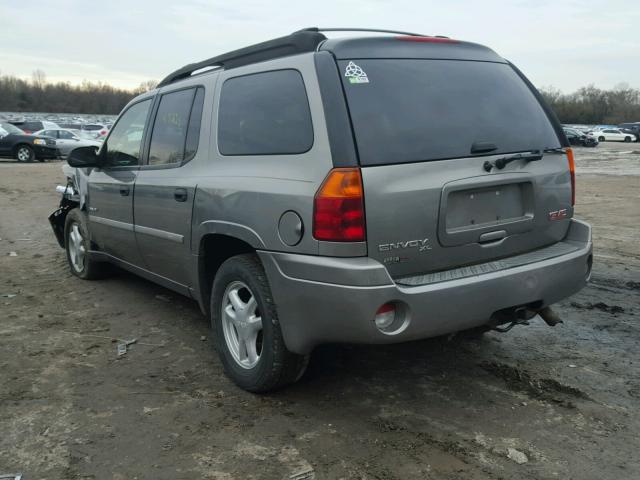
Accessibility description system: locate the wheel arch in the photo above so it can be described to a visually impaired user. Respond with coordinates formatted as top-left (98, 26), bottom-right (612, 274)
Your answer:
top-left (196, 232), bottom-right (258, 317)
top-left (13, 142), bottom-right (33, 155)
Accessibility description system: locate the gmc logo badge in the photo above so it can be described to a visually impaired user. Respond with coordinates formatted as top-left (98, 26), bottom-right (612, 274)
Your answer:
top-left (548, 209), bottom-right (568, 221)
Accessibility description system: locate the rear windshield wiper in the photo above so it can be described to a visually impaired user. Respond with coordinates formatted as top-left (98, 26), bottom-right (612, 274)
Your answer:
top-left (483, 150), bottom-right (543, 172)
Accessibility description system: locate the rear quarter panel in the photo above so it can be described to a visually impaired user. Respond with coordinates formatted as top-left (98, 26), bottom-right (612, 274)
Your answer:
top-left (191, 53), bottom-right (334, 256)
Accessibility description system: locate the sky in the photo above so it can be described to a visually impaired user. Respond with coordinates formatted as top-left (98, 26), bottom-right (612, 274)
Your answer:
top-left (0, 0), bottom-right (638, 92)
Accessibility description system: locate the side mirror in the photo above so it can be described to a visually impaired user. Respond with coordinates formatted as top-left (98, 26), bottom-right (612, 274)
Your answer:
top-left (67, 145), bottom-right (101, 168)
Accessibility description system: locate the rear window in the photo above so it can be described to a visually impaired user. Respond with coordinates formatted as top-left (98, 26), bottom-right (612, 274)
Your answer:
top-left (218, 69), bottom-right (313, 155)
top-left (339, 59), bottom-right (560, 166)
top-left (14, 121), bottom-right (42, 131)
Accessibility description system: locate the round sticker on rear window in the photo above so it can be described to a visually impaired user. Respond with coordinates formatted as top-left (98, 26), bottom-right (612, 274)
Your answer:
top-left (344, 61), bottom-right (369, 84)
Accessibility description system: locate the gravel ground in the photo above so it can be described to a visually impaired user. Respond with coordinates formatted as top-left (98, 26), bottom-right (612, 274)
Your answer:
top-left (1, 142), bottom-right (639, 480)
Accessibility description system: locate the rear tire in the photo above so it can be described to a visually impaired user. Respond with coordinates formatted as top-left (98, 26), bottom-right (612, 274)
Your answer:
top-left (15, 145), bottom-right (34, 162)
top-left (210, 253), bottom-right (308, 392)
top-left (624, 136), bottom-right (632, 143)
top-left (64, 208), bottom-right (111, 280)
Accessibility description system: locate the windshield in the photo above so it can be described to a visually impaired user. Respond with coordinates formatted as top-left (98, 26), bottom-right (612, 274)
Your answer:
top-left (0, 123), bottom-right (26, 135)
top-left (339, 59), bottom-right (561, 166)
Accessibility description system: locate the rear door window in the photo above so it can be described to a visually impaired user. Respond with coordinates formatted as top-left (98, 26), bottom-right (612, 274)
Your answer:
top-left (148, 88), bottom-right (195, 165)
top-left (218, 69), bottom-right (313, 155)
top-left (339, 59), bottom-right (560, 166)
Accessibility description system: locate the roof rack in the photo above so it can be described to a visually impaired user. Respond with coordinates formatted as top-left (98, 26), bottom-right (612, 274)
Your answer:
top-left (157, 30), bottom-right (326, 87)
top-left (157, 27), bottom-right (442, 87)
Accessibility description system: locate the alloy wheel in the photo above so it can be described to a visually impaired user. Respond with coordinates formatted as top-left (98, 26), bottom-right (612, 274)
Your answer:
top-left (221, 281), bottom-right (263, 369)
top-left (68, 223), bottom-right (86, 273)
top-left (17, 147), bottom-right (31, 162)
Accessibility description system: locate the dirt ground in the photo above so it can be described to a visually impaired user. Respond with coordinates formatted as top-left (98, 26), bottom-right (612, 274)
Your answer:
top-left (1, 143), bottom-right (639, 480)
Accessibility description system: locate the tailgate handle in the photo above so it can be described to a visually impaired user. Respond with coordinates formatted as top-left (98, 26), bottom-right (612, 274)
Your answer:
top-left (479, 230), bottom-right (507, 244)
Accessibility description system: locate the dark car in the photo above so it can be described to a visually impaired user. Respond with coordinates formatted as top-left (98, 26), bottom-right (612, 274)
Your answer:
top-left (8, 120), bottom-right (60, 134)
top-left (618, 123), bottom-right (640, 142)
top-left (0, 122), bottom-right (58, 162)
top-left (563, 127), bottom-right (598, 147)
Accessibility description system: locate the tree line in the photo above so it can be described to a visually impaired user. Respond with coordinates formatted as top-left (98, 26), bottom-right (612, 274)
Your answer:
top-left (537, 83), bottom-right (639, 125)
top-left (0, 70), bottom-right (157, 115)
top-left (0, 71), bottom-right (638, 125)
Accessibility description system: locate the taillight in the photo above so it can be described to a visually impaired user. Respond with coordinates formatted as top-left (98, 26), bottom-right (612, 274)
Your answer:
top-left (566, 147), bottom-right (575, 206)
top-left (313, 168), bottom-right (366, 242)
top-left (100, 130), bottom-right (107, 135)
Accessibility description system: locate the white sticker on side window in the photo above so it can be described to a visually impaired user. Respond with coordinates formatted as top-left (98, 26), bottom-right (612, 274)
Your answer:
top-left (344, 61), bottom-right (369, 84)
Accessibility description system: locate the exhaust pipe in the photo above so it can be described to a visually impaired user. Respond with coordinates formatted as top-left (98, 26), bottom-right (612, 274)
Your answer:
top-left (538, 306), bottom-right (563, 326)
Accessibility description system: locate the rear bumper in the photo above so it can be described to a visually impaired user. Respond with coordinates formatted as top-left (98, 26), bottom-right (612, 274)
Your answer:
top-left (259, 219), bottom-right (592, 354)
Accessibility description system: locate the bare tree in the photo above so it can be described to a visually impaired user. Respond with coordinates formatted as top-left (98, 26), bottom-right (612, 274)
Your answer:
top-left (31, 70), bottom-right (47, 89)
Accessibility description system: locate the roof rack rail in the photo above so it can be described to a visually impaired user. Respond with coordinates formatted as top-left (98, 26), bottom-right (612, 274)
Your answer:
top-left (157, 27), bottom-right (445, 88)
top-left (157, 29), bottom-right (326, 87)
top-left (300, 27), bottom-right (429, 37)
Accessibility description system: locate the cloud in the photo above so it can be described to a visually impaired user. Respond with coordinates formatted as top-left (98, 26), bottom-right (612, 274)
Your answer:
top-left (0, 0), bottom-right (638, 91)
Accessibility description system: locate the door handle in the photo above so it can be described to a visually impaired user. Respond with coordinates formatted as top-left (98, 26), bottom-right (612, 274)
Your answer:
top-left (174, 188), bottom-right (188, 202)
top-left (119, 185), bottom-right (130, 196)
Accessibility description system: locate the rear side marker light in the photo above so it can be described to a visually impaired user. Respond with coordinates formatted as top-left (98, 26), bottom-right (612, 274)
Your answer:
top-left (313, 168), bottom-right (366, 242)
top-left (566, 147), bottom-right (575, 206)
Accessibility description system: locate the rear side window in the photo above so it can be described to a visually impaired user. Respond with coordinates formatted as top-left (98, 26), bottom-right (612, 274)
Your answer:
top-left (218, 69), bottom-right (313, 155)
top-left (339, 59), bottom-right (561, 166)
top-left (185, 87), bottom-right (205, 160)
top-left (148, 87), bottom-right (204, 165)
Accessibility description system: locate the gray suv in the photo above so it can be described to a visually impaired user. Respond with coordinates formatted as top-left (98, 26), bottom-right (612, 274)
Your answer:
top-left (49, 28), bottom-right (593, 392)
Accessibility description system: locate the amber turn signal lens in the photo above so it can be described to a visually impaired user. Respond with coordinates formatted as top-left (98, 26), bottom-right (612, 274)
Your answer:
top-left (312, 168), bottom-right (366, 242)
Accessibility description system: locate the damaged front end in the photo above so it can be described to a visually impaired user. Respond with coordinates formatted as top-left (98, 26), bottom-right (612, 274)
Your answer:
top-left (49, 165), bottom-right (82, 248)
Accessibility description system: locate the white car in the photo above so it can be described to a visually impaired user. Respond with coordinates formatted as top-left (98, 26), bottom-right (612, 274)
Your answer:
top-left (34, 128), bottom-right (102, 158)
top-left (592, 128), bottom-right (635, 143)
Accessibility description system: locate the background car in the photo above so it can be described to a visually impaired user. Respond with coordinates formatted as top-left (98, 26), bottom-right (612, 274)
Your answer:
top-left (58, 122), bottom-right (83, 131)
top-left (563, 127), bottom-right (598, 147)
top-left (618, 122), bottom-right (640, 141)
top-left (8, 119), bottom-right (60, 134)
top-left (81, 123), bottom-right (110, 139)
top-left (34, 128), bottom-right (102, 158)
top-left (0, 122), bottom-right (58, 161)
top-left (593, 128), bottom-right (635, 142)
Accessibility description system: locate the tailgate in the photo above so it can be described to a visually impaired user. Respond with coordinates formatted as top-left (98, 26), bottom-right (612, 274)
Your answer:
top-left (337, 57), bottom-right (571, 277)
top-left (361, 153), bottom-right (572, 278)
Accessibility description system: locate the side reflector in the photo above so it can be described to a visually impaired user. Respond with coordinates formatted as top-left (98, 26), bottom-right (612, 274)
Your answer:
top-left (313, 168), bottom-right (366, 242)
top-left (566, 147), bottom-right (575, 206)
